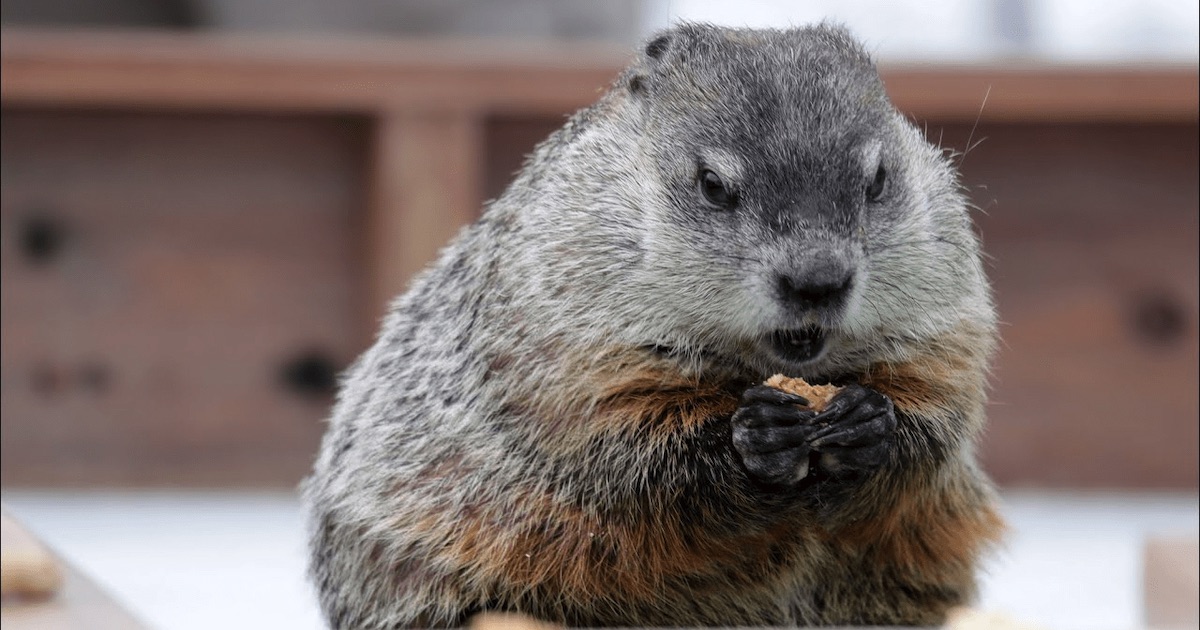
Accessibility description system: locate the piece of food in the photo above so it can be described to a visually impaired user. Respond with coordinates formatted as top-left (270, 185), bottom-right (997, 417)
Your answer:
top-left (764, 374), bottom-right (842, 412)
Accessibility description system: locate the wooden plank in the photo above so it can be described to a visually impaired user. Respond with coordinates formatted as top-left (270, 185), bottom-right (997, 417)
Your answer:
top-left (946, 121), bottom-right (1200, 488)
top-left (367, 111), bottom-right (483, 326)
top-left (1, 511), bottom-right (61, 599)
top-left (0, 110), bottom-right (367, 487)
top-left (883, 65), bottom-right (1200, 123)
top-left (1144, 535), bottom-right (1200, 627)
top-left (2, 29), bottom-right (1196, 122)
top-left (1, 510), bottom-right (146, 629)
top-left (0, 28), bottom-right (624, 116)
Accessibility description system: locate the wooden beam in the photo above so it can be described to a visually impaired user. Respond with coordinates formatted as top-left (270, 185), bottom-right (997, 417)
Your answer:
top-left (1144, 535), bottom-right (1200, 627)
top-left (366, 110), bottom-right (483, 332)
top-left (0, 28), bottom-right (623, 115)
top-left (883, 65), bottom-right (1200, 123)
top-left (1, 510), bottom-right (146, 629)
top-left (3, 29), bottom-right (1196, 122)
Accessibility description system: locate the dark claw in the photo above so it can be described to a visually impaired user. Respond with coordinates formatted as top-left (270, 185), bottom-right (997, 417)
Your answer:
top-left (811, 383), bottom-right (871, 417)
top-left (740, 384), bottom-right (810, 408)
top-left (809, 403), bottom-right (895, 447)
top-left (733, 382), bottom-right (898, 492)
top-left (733, 422), bottom-right (820, 454)
top-left (732, 402), bottom-right (817, 429)
top-left (802, 383), bottom-right (897, 480)
top-left (732, 385), bottom-right (818, 489)
top-left (809, 415), bottom-right (893, 448)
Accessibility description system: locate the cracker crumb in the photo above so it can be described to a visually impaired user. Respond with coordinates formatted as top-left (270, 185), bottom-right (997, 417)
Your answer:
top-left (764, 374), bottom-right (842, 412)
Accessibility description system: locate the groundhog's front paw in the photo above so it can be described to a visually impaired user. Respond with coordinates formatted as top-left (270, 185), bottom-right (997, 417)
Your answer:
top-left (806, 384), bottom-right (897, 480)
top-left (731, 385), bottom-right (820, 489)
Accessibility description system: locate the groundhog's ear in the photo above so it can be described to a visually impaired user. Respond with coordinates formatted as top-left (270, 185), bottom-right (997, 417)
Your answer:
top-left (644, 33), bottom-right (672, 61)
top-left (627, 73), bottom-right (648, 96)
top-left (627, 32), bottom-right (674, 97)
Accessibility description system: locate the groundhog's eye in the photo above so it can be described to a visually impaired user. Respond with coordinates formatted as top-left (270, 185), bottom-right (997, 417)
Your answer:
top-left (698, 169), bottom-right (737, 210)
top-left (865, 165), bottom-right (888, 202)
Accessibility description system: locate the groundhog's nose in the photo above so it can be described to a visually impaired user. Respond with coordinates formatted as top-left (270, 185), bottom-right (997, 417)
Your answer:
top-left (776, 267), bottom-right (854, 312)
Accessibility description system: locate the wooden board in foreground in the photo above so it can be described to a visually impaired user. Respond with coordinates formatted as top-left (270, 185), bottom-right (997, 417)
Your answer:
top-left (1, 510), bottom-right (145, 630)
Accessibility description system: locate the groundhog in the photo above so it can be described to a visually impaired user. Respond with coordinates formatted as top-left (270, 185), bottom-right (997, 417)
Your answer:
top-left (303, 23), bottom-right (1004, 628)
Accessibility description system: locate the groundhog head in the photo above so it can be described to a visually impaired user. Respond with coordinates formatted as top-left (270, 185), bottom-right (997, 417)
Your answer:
top-left (616, 23), bottom-right (992, 374)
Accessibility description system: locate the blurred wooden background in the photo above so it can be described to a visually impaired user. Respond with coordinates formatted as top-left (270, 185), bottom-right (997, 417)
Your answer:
top-left (1, 29), bottom-right (1196, 488)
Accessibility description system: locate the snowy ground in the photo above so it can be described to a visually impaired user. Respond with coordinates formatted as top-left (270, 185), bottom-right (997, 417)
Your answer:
top-left (2, 489), bottom-right (1196, 630)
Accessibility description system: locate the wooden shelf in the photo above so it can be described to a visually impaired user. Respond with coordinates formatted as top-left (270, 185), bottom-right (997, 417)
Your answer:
top-left (0, 29), bottom-right (627, 116)
top-left (3, 28), bottom-right (1197, 122)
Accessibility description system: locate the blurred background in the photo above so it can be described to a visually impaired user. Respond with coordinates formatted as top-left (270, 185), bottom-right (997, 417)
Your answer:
top-left (1, 1), bottom-right (1196, 629)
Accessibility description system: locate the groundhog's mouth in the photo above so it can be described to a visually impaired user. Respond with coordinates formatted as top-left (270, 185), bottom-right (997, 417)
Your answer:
top-left (768, 326), bottom-right (827, 364)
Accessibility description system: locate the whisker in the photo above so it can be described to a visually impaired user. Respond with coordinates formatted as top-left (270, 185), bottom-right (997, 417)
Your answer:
top-left (958, 85), bottom-right (991, 168)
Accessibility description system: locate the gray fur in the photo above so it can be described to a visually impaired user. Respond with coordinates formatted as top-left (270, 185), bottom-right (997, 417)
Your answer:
top-left (303, 23), bottom-right (999, 628)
